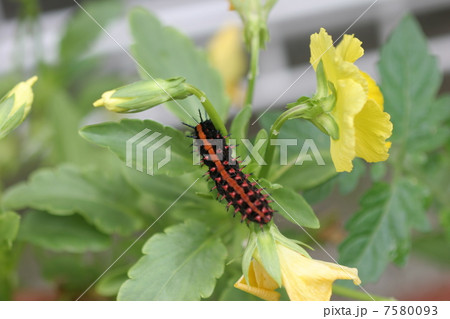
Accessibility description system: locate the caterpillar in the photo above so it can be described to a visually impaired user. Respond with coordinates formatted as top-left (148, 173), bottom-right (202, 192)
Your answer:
top-left (187, 119), bottom-right (273, 226)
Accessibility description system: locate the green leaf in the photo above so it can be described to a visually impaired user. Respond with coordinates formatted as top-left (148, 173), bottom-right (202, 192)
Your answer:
top-left (339, 178), bottom-right (429, 283)
top-left (96, 266), bottom-right (129, 297)
top-left (129, 8), bottom-right (229, 122)
top-left (170, 202), bottom-right (229, 228)
top-left (2, 165), bottom-right (142, 235)
top-left (80, 119), bottom-right (192, 176)
top-left (123, 167), bottom-right (203, 208)
top-left (379, 15), bottom-right (442, 152)
top-left (256, 230), bottom-right (281, 286)
top-left (118, 220), bottom-right (227, 300)
top-left (59, 0), bottom-right (121, 63)
top-left (411, 95), bottom-right (450, 152)
top-left (0, 211), bottom-right (20, 248)
top-left (303, 177), bottom-right (337, 204)
top-left (414, 151), bottom-right (450, 210)
top-left (230, 106), bottom-right (251, 140)
top-left (18, 211), bottom-right (111, 253)
top-left (269, 187), bottom-right (319, 229)
top-left (123, 167), bottom-right (227, 226)
top-left (125, 166), bottom-right (235, 227)
top-left (337, 158), bottom-right (366, 195)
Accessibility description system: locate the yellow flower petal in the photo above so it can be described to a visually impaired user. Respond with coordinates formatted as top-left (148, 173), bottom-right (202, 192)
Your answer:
top-left (234, 260), bottom-right (281, 301)
top-left (252, 257), bottom-right (280, 290)
top-left (330, 79), bottom-right (367, 172)
top-left (234, 276), bottom-right (281, 301)
top-left (337, 61), bottom-right (368, 94)
top-left (310, 28), bottom-right (338, 82)
top-left (277, 245), bottom-right (361, 301)
top-left (354, 99), bottom-right (393, 162)
top-left (310, 29), bottom-right (367, 94)
top-left (360, 71), bottom-right (384, 109)
top-left (336, 34), bottom-right (364, 63)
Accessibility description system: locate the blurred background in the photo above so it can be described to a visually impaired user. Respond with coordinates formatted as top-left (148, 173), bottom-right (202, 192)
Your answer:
top-left (1, 0), bottom-right (450, 124)
top-left (1, 0), bottom-right (449, 300)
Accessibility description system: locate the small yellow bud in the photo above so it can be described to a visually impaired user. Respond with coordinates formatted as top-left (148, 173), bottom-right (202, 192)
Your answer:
top-left (6, 76), bottom-right (38, 120)
top-left (93, 89), bottom-right (129, 112)
top-left (0, 76), bottom-right (38, 139)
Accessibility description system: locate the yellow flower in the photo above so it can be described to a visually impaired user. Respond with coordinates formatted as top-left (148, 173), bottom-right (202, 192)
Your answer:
top-left (277, 245), bottom-right (360, 301)
top-left (208, 24), bottom-right (246, 105)
top-left (0, 76), bottom-right (38, 139)
top-left (310, 28), bottom-right (392, 172)
top-left (235, 244), bottom-right (361, 301)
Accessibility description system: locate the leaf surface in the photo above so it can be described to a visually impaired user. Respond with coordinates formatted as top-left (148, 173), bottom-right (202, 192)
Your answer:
top-left (339, 178), bottom-right (428, 282)
top-left (3, 165), bottom-right (142, 235)
top-left (379, 15), bottom-right (443, 152)
top-left (18, 211), bottom-right (111, 253)
top-left (118, 220), bottom-right (227, 300)
top-left (80, 119), bottom-right (192, 176)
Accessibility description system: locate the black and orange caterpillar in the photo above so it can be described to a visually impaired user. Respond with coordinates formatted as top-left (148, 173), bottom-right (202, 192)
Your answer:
top-left (188, 119), bottom-right (273, 226)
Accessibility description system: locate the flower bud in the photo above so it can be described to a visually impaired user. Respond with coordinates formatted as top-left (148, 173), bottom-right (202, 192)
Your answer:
top-left (93, 77), bottom-right (191, 113)
top-left (229, 0), bottom-right (277, 49)
top-left (0, 76), bottom-right (38, 139)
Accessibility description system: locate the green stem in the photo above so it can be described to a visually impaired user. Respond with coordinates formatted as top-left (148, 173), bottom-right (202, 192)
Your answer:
top-left (333, 285), bottom-right (395, 301)
top-left (244, 34), bottom-right (260, 108)
top-left (185, 84), bottom-right (228, 137)
top-left (259, 104), bottom-right (310, 178)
